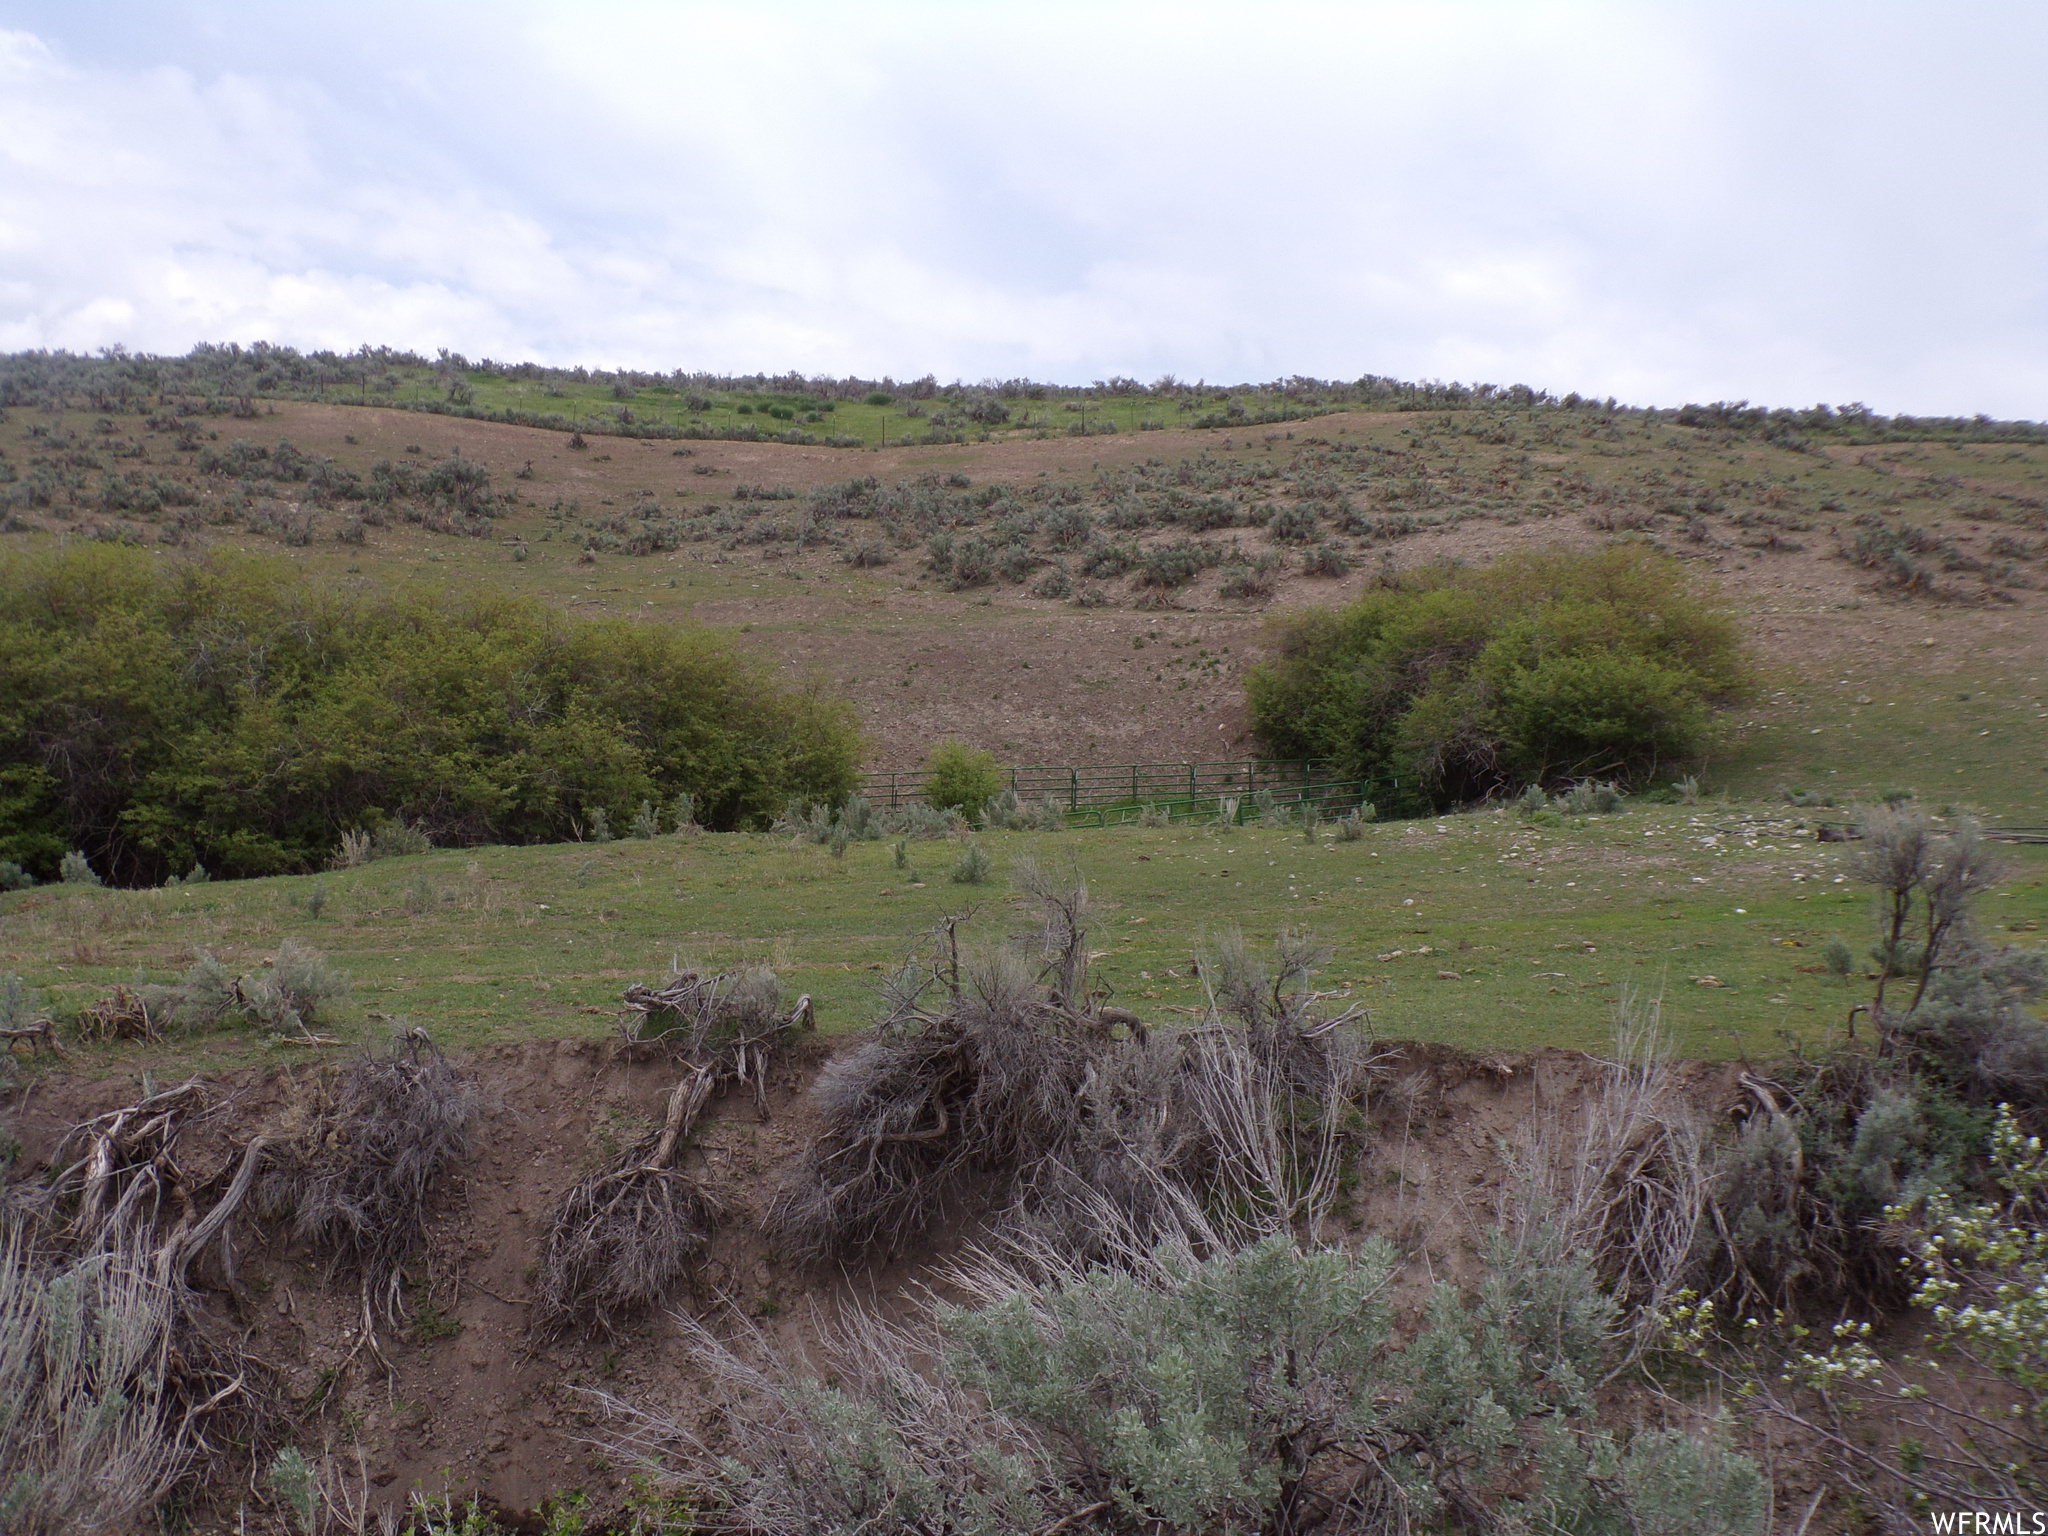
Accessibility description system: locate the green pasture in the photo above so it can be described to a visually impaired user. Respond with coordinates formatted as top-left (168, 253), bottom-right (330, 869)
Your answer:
top-left (368, 370), bottom-right (1206, 446)
top-left (6, 802), bottom-right (2043, 1077)
top-left (1715, 657), bottom-right (2048, 815)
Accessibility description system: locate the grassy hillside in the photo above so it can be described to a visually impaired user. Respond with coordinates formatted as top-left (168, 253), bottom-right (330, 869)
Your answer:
top-left (6, 804), bottom-right (2044, 1071)
top-left (4, 383), bottom-right (2046, 791)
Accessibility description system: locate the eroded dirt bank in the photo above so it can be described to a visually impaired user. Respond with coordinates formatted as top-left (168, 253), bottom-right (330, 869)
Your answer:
top-left (6, 1037), bottom-right (1756, 1529)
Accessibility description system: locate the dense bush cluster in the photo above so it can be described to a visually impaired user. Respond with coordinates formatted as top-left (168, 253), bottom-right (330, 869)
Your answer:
top-left (1247, 546), bottom-right (1753, 801)
top-left (0, 546), bottom-right (862, 883)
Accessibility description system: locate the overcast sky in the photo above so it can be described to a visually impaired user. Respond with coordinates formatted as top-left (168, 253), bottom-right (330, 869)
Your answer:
top-left (1, 2), bottom-right (2044, 415)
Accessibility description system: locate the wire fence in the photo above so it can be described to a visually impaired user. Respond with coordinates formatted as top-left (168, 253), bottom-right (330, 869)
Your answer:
top-left (1059, 777), bottom-right (1387, 829)
top-left (1987, 824), bottom-right (2048, 846)
top-left (859, 759), bottom-right (1377, 812)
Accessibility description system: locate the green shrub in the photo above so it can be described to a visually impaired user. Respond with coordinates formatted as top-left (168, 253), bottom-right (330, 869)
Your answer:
top-left (950, 843), bottom-right (992, 885)
top-left (1218, 557), bottom-right (1281, 600)
top-left (368, 821), bottom-right (433, 860)
top-left (267, 1447), bottom-right (318, 1535)
top-left (0, 860), bottom-right (32, 891)
top-left (628, 1234), bottom-right (1767, 1536)
top-left (58, 851), bottom-right (99, 886)
top-left (0, 545), bottom-right (863, 881)
top-left (1302, 542), bottom-right (1350, 578)
top-left (922, 740), bottom-right (1002, 814)
top-left (1246, 547), bottom-right (1751, 803)
top-left (1031, 567), bottom-right (1073, 600)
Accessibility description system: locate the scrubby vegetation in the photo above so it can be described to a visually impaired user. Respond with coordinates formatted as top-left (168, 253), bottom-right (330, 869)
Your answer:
top-left (611, 1233), bottom-right (1765, 1536)
top-left (1247, 546), bottom-right (1753, 802)
top-left (2, 340), bottom-right (2046, 1530)
top-left (767, 867), bottom-right (1378, 1266)
top-left (0, 545), bottom-right (863, 882)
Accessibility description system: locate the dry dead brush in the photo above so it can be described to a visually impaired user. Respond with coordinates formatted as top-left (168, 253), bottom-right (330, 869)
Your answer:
top-left (1499, 996), bottom-right (1713, 1370)
top-left (4, 1078), bottom-right (290, 1531)
top-left (258, 1026), bottom-right (479, 1327)
top-left (768, 864), bottom-right (1384, 1268)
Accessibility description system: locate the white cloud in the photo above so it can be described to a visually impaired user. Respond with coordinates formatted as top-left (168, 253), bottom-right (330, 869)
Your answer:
top-left (0, 3), bottom-right (2043, 414)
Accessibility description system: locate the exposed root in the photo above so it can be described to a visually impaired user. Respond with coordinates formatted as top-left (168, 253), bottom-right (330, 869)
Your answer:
top-left (2, 1017), bottom-right (70, 1061)
top-left (75, 983), bottom-right (165, 1043)
top-left (4, 1076), bottom-right (289, 1531)
top-left (532, 1068), bottom-right (724, 1338)
top-left (536, 964), bottom-right (815, 1337)
top-left (259, 1027), bottom-right (478, 1307)
top-left (620, 964), bottom-right (814, 1108)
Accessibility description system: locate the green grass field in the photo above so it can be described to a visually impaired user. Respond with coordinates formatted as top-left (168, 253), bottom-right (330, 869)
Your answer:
top-left (8, 802), bottom-right (2043, 1077)
top-left (368, 370), bottom-right (1210, 445)
top-left (1716, 665), bottom-right (2048, 814)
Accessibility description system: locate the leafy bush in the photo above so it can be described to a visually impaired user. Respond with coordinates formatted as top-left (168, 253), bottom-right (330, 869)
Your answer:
top-left (0, 546), bottom-right (863, 879)
top-left (58, 851), bottom-right (99, 886)
top-left (1079, 542), bottom-right (1136, 580)
top-left (1696, 812), bottom-right (2047, 1314)
top-left (1247, 547), bottom-right (1751, 801)
top-left (0, 859), bottom-right (34, 891)
top-left (1301, 542), bottom-right (1349, 578)
top-left (979, 789), bottom-right (1027, 831)
top-left (1678, 1104), bottom-right (2048, 1519)
top-left (1043, 505), bottom-right (1093, 548)
top-left (369, 820), bottom-right (433, 860)
top-left (1267, 502), bottom-right (1321, 543)
top-left (922, 740), bottom-right (1003, 814)
top-left (1218, 554), bottom-right (1282, 600)
top-left (1031, 566), bottom-right (1073, 599)
top-left (1134, 541), bottom-right (1221, 590)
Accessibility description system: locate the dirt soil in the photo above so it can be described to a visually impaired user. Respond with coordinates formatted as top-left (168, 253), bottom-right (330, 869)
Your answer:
top-left (3, 1035), bottom-right (1821, 1532)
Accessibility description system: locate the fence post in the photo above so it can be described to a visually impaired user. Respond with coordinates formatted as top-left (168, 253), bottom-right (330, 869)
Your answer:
top-left (1070, 767), bottom-right (1078, 811)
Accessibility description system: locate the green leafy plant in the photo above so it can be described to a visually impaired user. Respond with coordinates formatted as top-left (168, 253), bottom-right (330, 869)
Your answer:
top-left (922, 740), bottom-right (1003, 814)
top-left (267, 1446), bottom-right (319, 1534)
top-left (950, 843), bottom-right (991, 885)
top-left (0, 544), bottom-right (863, 880)
top-left (1247, 546), bottom-right (1751, 802)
